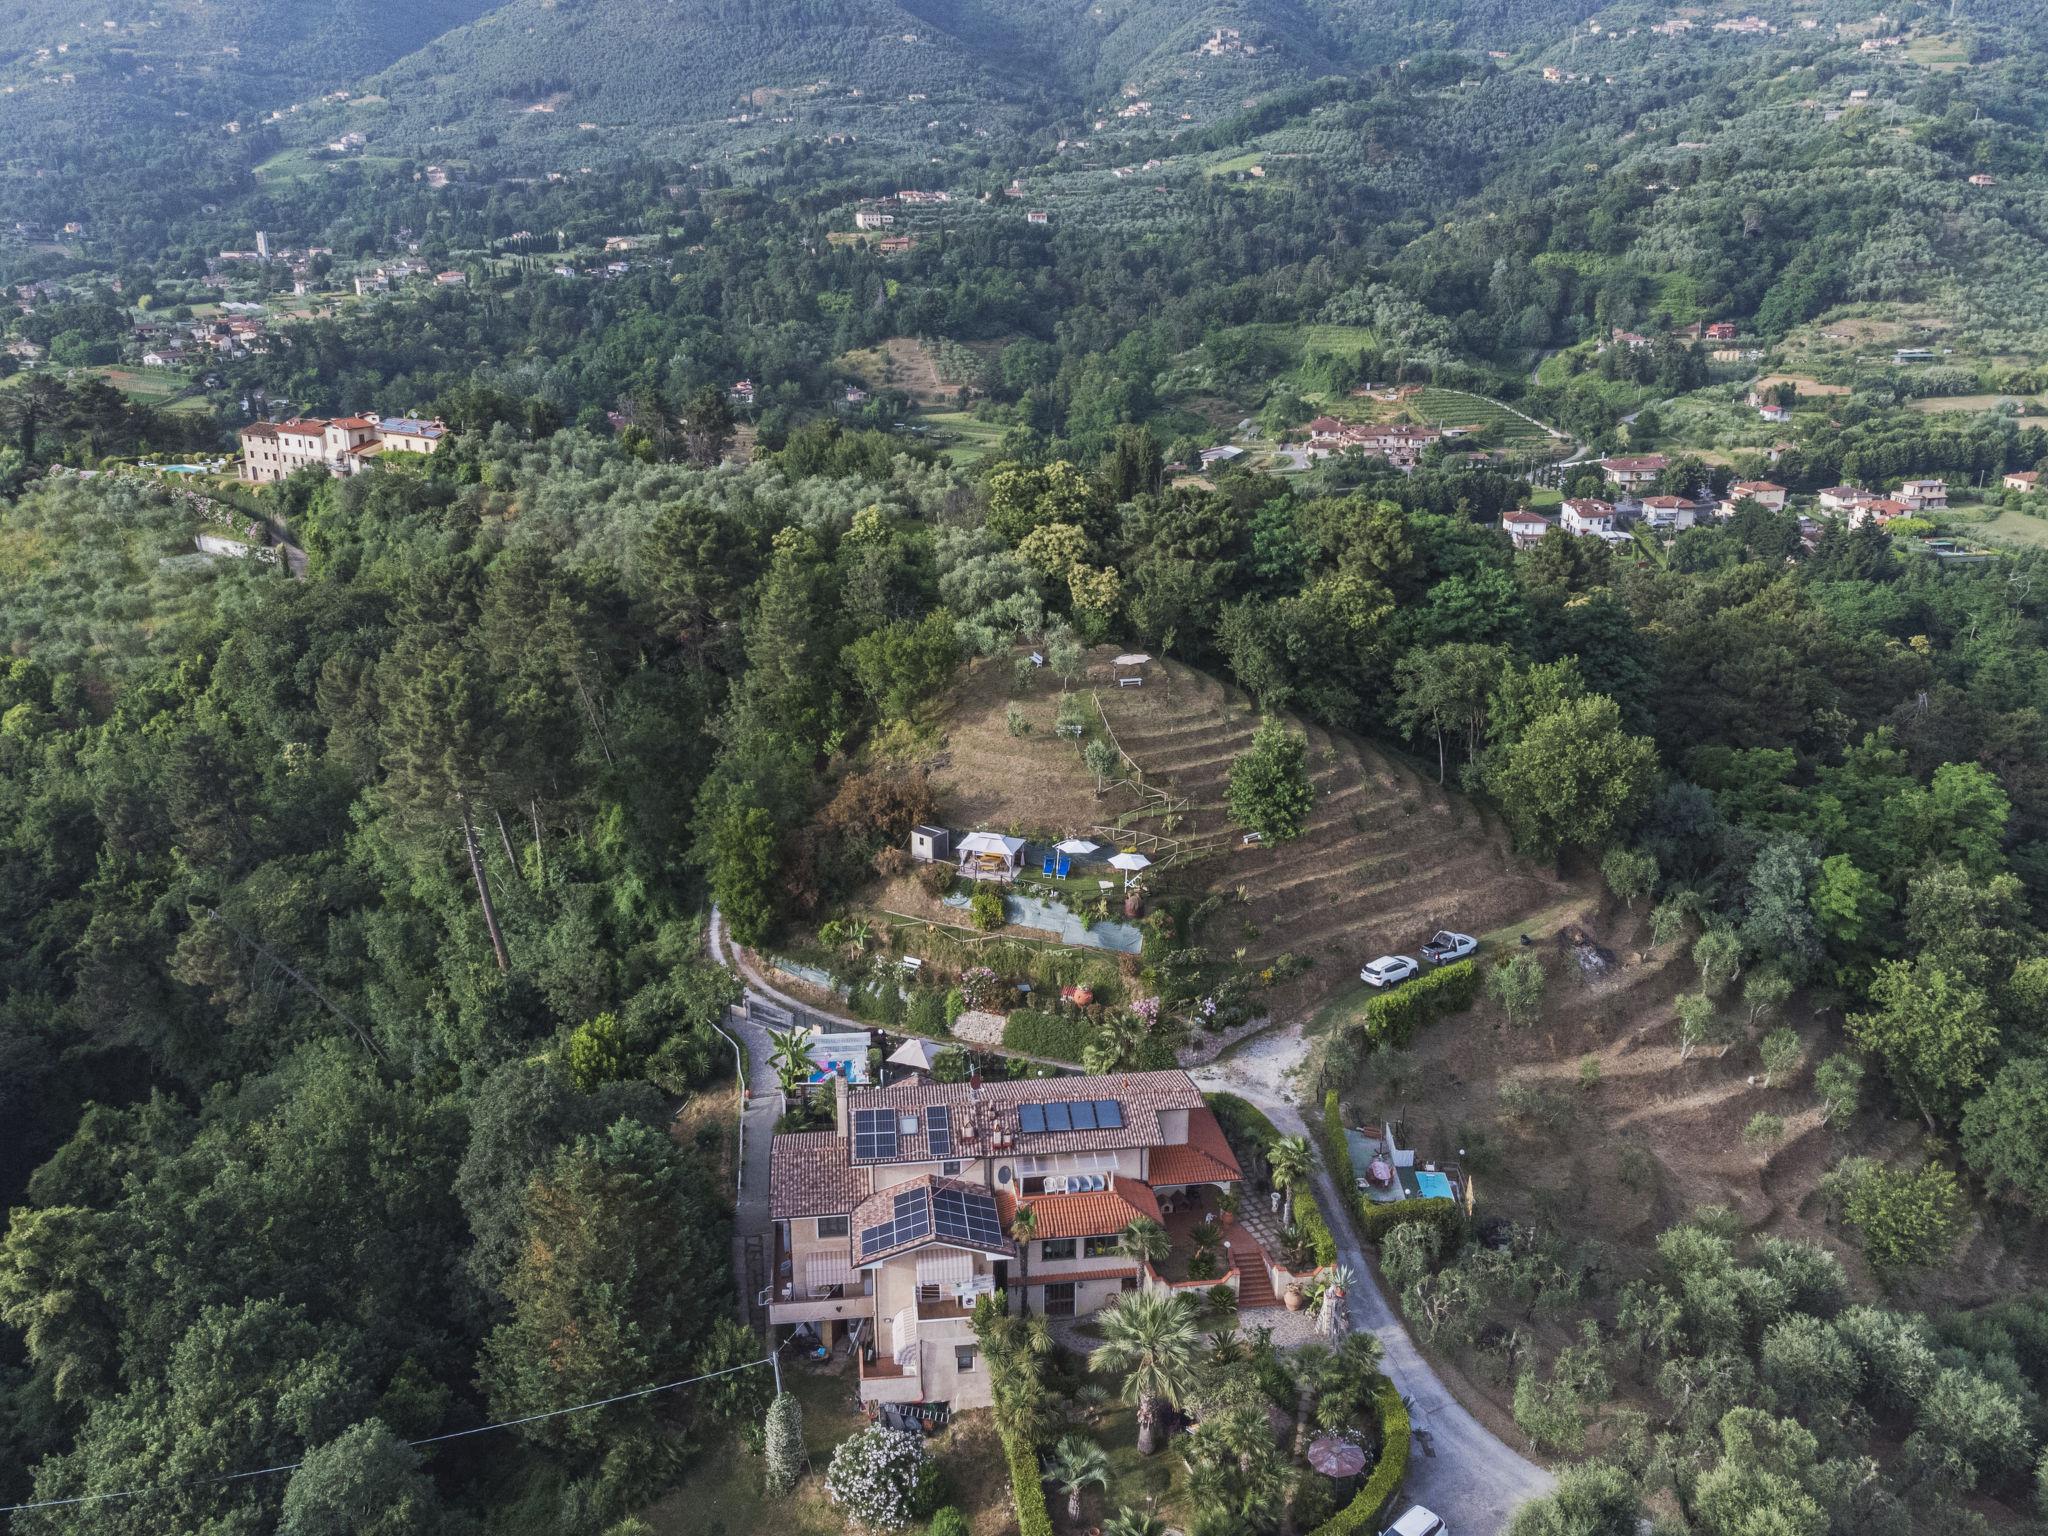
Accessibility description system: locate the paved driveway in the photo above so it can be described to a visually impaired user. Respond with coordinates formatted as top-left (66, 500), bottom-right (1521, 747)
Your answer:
top-left (1194, 1025), bottom-right (1555, 1535)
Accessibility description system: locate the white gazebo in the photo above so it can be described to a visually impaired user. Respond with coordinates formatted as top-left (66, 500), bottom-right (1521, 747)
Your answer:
top-left (956, 831), bottom-right (1025, 882)
top-left (1112, 652), bottom-right (1151, 688)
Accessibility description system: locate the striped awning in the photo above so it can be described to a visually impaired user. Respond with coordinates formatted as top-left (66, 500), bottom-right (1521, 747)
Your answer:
top-left (806, 1252), bottom-right (854, 1293)
top-left (915, 1250), bottom-right (973, 1287)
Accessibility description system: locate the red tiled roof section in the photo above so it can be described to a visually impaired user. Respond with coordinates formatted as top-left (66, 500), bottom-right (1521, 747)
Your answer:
top-left (1147, 1108), bottom-right (1242, 1186)
top-left (1020, 1180), bottom-right (1163, 1241)
top-left (1023, 1265), bottom-right (1140, 1285)
top-left (769, 1132), bottom-right (867, 1220)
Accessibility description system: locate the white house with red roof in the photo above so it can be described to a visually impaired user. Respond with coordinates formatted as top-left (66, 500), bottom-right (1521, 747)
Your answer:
top-left (1501, 508), bottom-right (1552, 547)
top-left (1599, 454), bottom-right (1668, 490)
top-left (1561, 498), bottom-right (1619, 536)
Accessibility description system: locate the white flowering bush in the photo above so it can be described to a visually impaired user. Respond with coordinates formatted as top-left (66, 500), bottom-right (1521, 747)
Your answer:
top-left (824, 1424), bottom-right (931, 1531)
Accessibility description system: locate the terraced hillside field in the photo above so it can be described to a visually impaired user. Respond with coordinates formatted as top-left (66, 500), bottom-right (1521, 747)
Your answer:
top-left (1094, 657), bottom-right (1570, 1008)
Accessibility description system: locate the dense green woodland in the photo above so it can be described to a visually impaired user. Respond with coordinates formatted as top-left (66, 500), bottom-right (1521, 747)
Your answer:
top-left (7, 1), bottom-right (2048, 1533)
top-left (5, 407), bottom-right (2048, 1528)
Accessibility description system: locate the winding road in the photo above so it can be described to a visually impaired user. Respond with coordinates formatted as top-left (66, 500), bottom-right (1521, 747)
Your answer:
top-left (708, 909), bottom-right (1553, 1533)
top-left (1193, 1025), bottom-right (1554, 1532)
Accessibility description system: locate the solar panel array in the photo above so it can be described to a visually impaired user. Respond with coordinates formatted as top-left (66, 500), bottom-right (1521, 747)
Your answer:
top-left (925, 1104), bottom-right (951, 1156)
top-left (1017, 1100), bottom-right (1124, 1135)
top-left (859, 1187), bottom-right (932, 1260)
top-left (932, 1187), bottom-right (1006, 1249)
top-left (852, 1106), bottom-right (899, 1160)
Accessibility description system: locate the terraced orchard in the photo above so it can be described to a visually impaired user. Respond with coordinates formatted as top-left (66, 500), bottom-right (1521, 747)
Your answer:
top-left (1095, 659), bottom-right (1566, 1006)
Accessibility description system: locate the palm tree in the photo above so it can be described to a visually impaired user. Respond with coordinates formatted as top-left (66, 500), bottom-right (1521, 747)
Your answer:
top-left (1115, 1216), bottom-right (1169, 1273)
top-left (1010, 1202), bottom-right (1037, 1312)
top-left (1268, 1135), bottom-right (1313, 1229)
top-left (1103, 1508), bottom-right (1167, 1536)
top-left (767, 1025), bottom-right (811, 1096)
top-left (1092, 1290), bottom-right (1203, 1455)
top-left (1043, 1434), bottom-right (1112, 1524)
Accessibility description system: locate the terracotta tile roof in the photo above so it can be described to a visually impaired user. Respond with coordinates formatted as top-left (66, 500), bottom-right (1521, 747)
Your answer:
top-left (1016, 1179), bottom-right (1163, 1241)
top-left (849, 1174), bottom-right (1016, 1263)
top-left (1601, 454), bottom-right (1668, 471)
top-left (276, 418), bottom-right (329, 436)
top-left (1022, 1265), bottom-right (1140, 1285)
top-left (240, 423), bottom-right (280, 438)
top-left (844, 1070), bottom-right (1205, 1163)
top-left (331, 416), bottom-right (375, 429)
top-left (769, 1132), bottom-right (867, 1220)
top-left (1147, 1108), bottom-right (1241, 1186)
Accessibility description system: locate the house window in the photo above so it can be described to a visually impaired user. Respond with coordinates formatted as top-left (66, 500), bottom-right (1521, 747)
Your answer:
top-left (954, 1345), bottom-right (978, 1373)
top-left (940, 1160), bottom-right (963, 1176)
top-left (1083, 1235), bottom-right (1122, 1259)
top-left (1039, 1238), bottom-right (1077, 1262)
top-left (1043, 1282), bottom-right (1076, 1318)
top-left (816, 1216), bottom-right (849, 1239)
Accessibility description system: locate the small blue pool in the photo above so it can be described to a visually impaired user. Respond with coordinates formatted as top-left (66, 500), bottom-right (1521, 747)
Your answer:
top-left (161, 465), bottom-right (206, 474)
top-left (1414, 1170), bottom-right (1455, 1202)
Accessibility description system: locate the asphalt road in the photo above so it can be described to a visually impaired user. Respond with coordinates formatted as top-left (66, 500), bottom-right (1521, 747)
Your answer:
top-left (1194, 1024), bottom-right (1555, 1535)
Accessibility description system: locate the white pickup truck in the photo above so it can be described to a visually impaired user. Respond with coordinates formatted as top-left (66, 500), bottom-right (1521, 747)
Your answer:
top-left (1420, 931), bottom-right (1477, 965)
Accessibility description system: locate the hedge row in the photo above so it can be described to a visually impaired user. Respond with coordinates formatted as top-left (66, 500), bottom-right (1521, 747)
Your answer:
top-left (1358, 1197), bottom-right (1466, 1247)
top-left (998, 1420), bottom-right (1054, 1536)
top-left (1358, 958), bottom-right (1479, 1047)
top-left (1001, 1008), bottom-right (1093, 1061)
top-left (1314, 1380), bottom-right (1411, 1535)
top-left (1322, 1088), bottom-right (1358, 1190)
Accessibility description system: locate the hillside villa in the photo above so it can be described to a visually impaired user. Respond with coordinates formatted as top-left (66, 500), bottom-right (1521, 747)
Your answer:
top-left (237, 414), bottom-right (447, 483)
top-left (1599, 454), bottom-right (1667, 490)
top-left (1561, 497), bottom-right (1620, 537)
top-left (2006, 471), bottom-right (2041, 493)
top-left (1500, 508), bottom-right (1551, 547)
top-left (1899, 478), bottom-right (1949, 512)
top-left (1727, 480), bottom-right (1787, 512)
top-left (767, 1068), bottom-right (1286, 1413)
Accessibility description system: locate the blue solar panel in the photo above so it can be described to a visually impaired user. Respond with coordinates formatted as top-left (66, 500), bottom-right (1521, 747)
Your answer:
top-left (1018, 1103), bottom-right (1046, 1134)
top-left (853, 1107), bottom-right (899, 1160)
top-left (925, 1104), bottom-right (951, 1156)
top-left (1096, 1101), bottom-right (1123, 1129)
top-left (1070, 1101), bottom-right (1097, 1130)
top-left (1045, 1102), bottom-right (1071, 1132)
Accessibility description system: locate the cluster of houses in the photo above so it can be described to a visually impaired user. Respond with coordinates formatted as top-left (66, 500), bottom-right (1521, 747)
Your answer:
top-left (235, 415), bottom-right (447, 483)
top-left (352, 261), bottom-right (468, 296)
top-left (1504, 458), bottom-right (1971, 549)
top-left (1818, 479), bottom-right (1949, 526)
top-left (139, 306), bottom-right (274, 368)
top-left (1305, 416), bottom-right (1473, 470)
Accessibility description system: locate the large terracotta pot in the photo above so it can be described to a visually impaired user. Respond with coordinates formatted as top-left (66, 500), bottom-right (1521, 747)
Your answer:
top-left (1283, 1284), bottom-right (1306, 1312)
top-left (1124, 889), bottom-right (1145, 919)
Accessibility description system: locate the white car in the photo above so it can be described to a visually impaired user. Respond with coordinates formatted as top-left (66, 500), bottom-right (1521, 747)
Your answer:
top-left (1420, 931), bottom-right (1477, 965)
top-left (1359, 955), bottom-right (1419, 988)
top-left (1383, 1507), bottom-right (1447, 1536)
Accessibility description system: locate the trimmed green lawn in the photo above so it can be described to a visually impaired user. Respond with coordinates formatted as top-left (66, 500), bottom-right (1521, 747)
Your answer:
top-left (925, 409), bottom-right (1008, 466)
top-left (1948, 506), bottom-right (2048, 550)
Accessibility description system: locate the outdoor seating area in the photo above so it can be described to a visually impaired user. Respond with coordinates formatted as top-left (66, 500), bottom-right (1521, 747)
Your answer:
top-left (1348, 1121), bottom-right (1465, 1206)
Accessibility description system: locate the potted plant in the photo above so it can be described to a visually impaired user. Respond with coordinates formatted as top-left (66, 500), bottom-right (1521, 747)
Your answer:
top-left (1216, 1187), bottom-right (1240, 1229)
top-left (1283, 1281), bottom-right (1307, 1312)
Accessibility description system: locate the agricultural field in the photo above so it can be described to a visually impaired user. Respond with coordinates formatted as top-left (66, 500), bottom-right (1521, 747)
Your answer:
top-left (1406, 387), bottom-right (1563, 449)
top-left (922, 409), bottom-right (1007, 466)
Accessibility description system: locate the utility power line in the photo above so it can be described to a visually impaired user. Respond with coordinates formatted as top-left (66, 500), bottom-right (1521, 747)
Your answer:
top-left (0, 1356), bottom-right (779, 1515)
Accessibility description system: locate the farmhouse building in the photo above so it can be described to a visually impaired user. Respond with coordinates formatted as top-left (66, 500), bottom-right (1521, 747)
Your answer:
top-left (2004, 471), bottom-right (2040, 493)
top-left (236, 415), bottom-right (446, 482)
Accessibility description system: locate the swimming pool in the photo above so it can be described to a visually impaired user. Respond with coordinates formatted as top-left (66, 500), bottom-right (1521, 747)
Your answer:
top-left (1414, 1170), bottom-right (1455, 1202)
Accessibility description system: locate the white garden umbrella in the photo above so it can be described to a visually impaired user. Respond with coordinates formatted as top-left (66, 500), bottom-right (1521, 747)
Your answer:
top-left (1109, 851), bottom-right (1152, 886)
top-left (1055, 838), bottom-right (1099, 856)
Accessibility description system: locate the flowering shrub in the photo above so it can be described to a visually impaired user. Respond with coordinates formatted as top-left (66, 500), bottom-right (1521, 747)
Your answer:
top-left (959, 966), bottom-right (1005, 1011)
top-left (825, 1425), bottom-right (932, 1531)
top-left (1132, 996), bottom-right (1161, 1026)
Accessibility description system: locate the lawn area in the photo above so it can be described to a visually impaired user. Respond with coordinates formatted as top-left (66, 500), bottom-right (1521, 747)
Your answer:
top-left (92, 366), bottom-right (195, 404)
top-left (925, 409), bottom-right (1008, 466)
top-left (1076, 1405), bottom-right (1196, 1532)
top-left (1241, 321), bottom-right (1384, 358)
top-left (1947, 506), bottom-right (2048, 551)
top-left (639, 1366), bottom-right (1012, 1536)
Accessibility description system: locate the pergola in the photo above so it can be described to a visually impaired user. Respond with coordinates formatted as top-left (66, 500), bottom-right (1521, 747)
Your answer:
top-left (955, 831), bottom-right (1025, 881)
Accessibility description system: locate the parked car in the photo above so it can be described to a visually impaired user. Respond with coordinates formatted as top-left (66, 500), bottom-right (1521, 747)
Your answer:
top-left (1359, 955), bottom-right (1419, 988)
top-left (1383, 1507), bottom-right (1447, 1536)
top-left (1420, 930), bottom-right (1477, 965)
